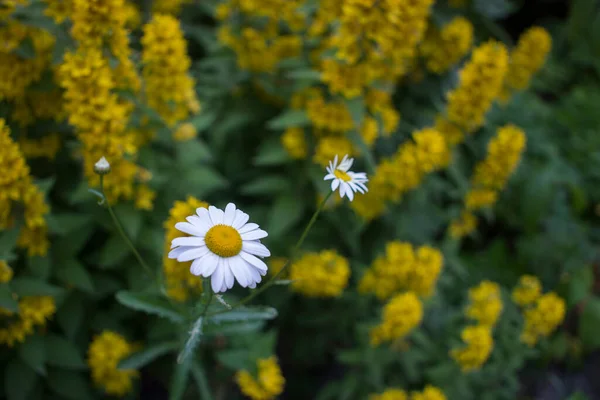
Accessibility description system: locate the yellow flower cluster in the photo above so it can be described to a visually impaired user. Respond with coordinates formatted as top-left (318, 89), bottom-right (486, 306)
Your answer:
top-left (44, 0), bottom-right (74, 23)
top-left (370, 291), bottom-right (423, 346)
top-left (0, 119), bottom-right (50, 256)
top-left (511, 275), bottom-right (542, 307)
top-left (370, 386), bottom-right (446, 400)
top-left (450, 325), bottom-right (494, 372)
top-left (281, 127), bottom-right (307, 160)
top-left (0, 261), bottom-right (13, 283)
top-left (420, 17), bottom-right (474, 74)
top-left (359, 242), bottom-right (444, 300)
top-left (18, 134), bottom-right (62, 160)
top-left (449, 125), bottom-right (526, 239)
top-left (11, 89), bottom-right (65, 128)
top-left (142, 14), bottom-right (200, 127)
top-left (315, 0), bottom-right (434, 97)
top-left (351, 128), bottom-right (449, 220)
top-left (289, 250), bottom-right (350, 297)
top-left (445, 41), bottom-right (509, 133)
top-left (163, 197), bottom-right (209, 301)
top-left (235, 356), bottom-right (285, 400)
top-left (173, 123), bottom-right (197, 142)
top-left (88, 331), bottom-right (139, 396)
top-left (0, 19), bottom-right (55, 101)
top-left (503, 27), bottom-right (552, 99)
top-left (0, 295), bottom-right (56, 347)
top-left (465, 281), bottom-right (503, 327)
top-left (511, 276), bottom-right (565, 347)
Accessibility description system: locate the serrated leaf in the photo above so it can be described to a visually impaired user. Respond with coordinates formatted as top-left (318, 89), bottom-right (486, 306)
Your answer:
top-left (18, 335), bottom-right (46, 376)
top-left (177, 316), bottom-right (204, 364)
top-left (45, 335), bottom-right (86, 369)
top-left (0, 285), bottom-right (18, 312)
top-left (4, 359), bottom-right (37, 400)
top-left (169, 356), bottom-right (192, 400)
top-left (241, 176), bottom-right (291, 196)
top-left (10, 278), bottom-right (64, 297)
top-left (116, 291), bottom-right (185, 323)
top-left (119, 342), bottom-right (179, 370)
top-left (55, 260), bottom-right (94, 293)
top-left (207, 306), bottom-right (278, 324)
top-left (47, 369), bottom-right (93, 400)
top-left (267, 194), bottom-right (305, 237)
top-left (267, 109), bottom-right (310, 130)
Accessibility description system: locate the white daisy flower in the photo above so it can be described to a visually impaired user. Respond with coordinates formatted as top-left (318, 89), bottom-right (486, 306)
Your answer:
top-left (324, 155), bottom-right (368, 201)
top-left (168, 203), bottom-right (270, 293)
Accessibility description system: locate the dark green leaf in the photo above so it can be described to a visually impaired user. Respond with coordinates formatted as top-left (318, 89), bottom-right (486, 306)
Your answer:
top-left (118, 342), bottom-right (179, 370)
top-left (55, 260), bottom-right (94, 293)
top-left (45, 335), bottom-right (87, 369)
top-left (98, 235), bottom-right (130, 268)
top-left (267, 195), bottom-right (305, 237)
top-left (253, 139), bottom-right (290, 166)
top-left (580, 296), bottom-right (600, 351)
top-left (190, 361), bottom-right (214, 400)
top-left (216, 349), bottom-right (251, 370)
top-left (240, 176), bottom-right (291, 196)
top-left (189, 112), bottom-right (218, 132)
top-left (26, 256), bottom-right (51, 280)
top-left (204, 320), bottom-right (265, 336)
top-left (177, 317), bottom-right (204, 364)
top-left (4, 359), bottom-right (37, 400)
top-left (267, 110), bottom-right (310, 130)
top-left (14, 37), bottom-right (36, 59)
top-left (179, 167), bottom-right (229, 197)
top-left (46, 213), bottom-right (91, 236)
top-left (18, 335), bottom-right (46, 376)
top-left (286, 69), bottom-right (321, 82)
top-left (568, 265), bottom-right (594, 307)
top-left (113, 203), bottom-right (144, 240)
top-left (116, 291), bottom-right (185, 323)
top-left (0, 285), bottom-right (18, 312)
top-left (10, 278), bottom-right (64, 297)
top-left (207, 306), bottom-right (278, 324)
top-left (0, 225), bottom-right (21, 258)
top-left (169, 356), bottom-right (191, 400)
top-left (176, 139), bottom-right (212, 164)
top-left (47, 369), bottom-right (93, 400)
top-left (56, 293), bottom-right (85, 339)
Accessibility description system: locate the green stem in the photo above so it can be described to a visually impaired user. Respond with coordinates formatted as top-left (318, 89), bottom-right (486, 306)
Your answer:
top-left (206, 191), bottom-right (333, 316)
top-left (99, 175), bottom-right (155, 281)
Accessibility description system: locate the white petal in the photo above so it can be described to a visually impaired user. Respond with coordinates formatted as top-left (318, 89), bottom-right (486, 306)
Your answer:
top-left (171, 237), bottom-right (205, 248)
top-left (190, 257), bottom-right (204, 276)
top-left (211, 263), bottom-right (225, 292)
top-left (347, 186), bottom-right (355, 201)
top-left (168, 246), bottom-right (194, 259)
top-left (208, 206), bottom-right (224, 225)
top-left (199, 252), bottom-right (219, 277)
top-left (230, 210), bottom-right (248, 229)
top-left (338, 182), bottom-right (347, 198)
top-left (222, 259), bottom-right (234, 289)
top-left (331, 179), bottom-right (340, 191)
top-left (240, 251), bottom-right (268, 271)
top-left (187, 215), bottom-right (211, 233)
top-left (238, 223), bottom-right (259, 234)
top-left (229, 256), bottom-right (249, 287)
top-left (324, 173), bottom-right (335, 181)
top-left (196, 207), bottom-right (211, 222)
top-left (241, 229), bottom-right (268, 240)
top-left (175, 222), bottom-right (204, 236)
top-left (248, 282), bottom-right (257, 289)
top-left (177, 247), bottom-right (210, 262)
top-left (247, 265), bottom-right (262, 284)
top-left (242, 241), bottom-right (271, 257)
top-left (223, 203), bottom-right (236, 225)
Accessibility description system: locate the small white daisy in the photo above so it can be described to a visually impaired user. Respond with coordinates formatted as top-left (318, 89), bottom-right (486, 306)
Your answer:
top-left (324, 155), bottom-right (368, 201)
top-left (168, 203), bottom-right (270, 293)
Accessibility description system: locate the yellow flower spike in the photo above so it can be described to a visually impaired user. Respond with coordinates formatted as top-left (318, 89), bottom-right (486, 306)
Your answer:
top-left (281, 127), bottom-right (307, 159)
top-left (450, 325), bottom-right (494, 372)
top-left (420, 17), bottom-right (474, 74)
top-left (465, 281), bottom-right (503, 328)
top-left (369, 388), bottom-right (408, 400)
top-left (235, 356), bottom-right (285, 400)
top-left (370, 291), bottom-right (423, 346)
top-left (290, 250), bottom-right (351, 297)
top-left (0, 261), bottom-right (13, 283)
top-left (520, 292), bottom-right (565, 346)
top-left (88, 331), bottom-right (139, 396)
top-left (512, 275), bottom-right (542, 307)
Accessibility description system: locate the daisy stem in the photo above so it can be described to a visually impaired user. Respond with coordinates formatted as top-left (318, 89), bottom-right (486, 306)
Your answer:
top-left (207, 191), bottom-right (333, 315)
top-left (99, 175), bottom-right (156, 282)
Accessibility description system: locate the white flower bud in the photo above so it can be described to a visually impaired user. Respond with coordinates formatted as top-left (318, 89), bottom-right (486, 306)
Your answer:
top-left (94, 156), bottom-right (111, 175)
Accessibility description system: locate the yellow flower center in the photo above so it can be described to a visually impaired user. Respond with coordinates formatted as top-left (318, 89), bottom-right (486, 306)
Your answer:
top-left (334, 169), bottom-right (351, 182)
top-left (205, 224), bottom-right (243, 258)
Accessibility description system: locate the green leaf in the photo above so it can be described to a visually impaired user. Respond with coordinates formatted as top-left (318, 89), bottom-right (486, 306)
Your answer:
top-left (190, 361), bottom-right (215, 400)
top-left (56, 293), bottom-right (85, 339)
top-left (98, 235), bottom-right (130, 268)
top-left (189, 112), bottom-right (218, 132)
top-left (253, 139), bottom-right (290, 166)
top-left (18, 335), bottom-right (46, 376)
top-left (473, 0), bottom-right (516, 20)
top-left (4, 359), bottom-right (37, 400)
top-left (46, 213), bottom-right (91, 236)
top-left (568, 265), bottom-right (594, 307)
top-left (45, 335), bottom-right (87, 369)
top-left (10, 278), bottom-right (64, 297)
top-left (47, 369), bottom-right (93, 400)
top-left (55, 260), bottom-right (94, 293)
top-left (113, 203), bottom-right (144, 240)
top-left (204, 320), bottom-right (265, 336)
top-left (14, 36), bottom-right (35, 58)
top-left (267, 194), bottom-right (305, 237)
top-left (0, 285), bottom-right (18, 312)
top-left (176, 139), bottom-right (213, 164)
top-left (207, 306), bottom-right (278, 324)
top-left (169, 356), bottom-right (192, 400)
top-left (240, 176), bottom-right (291, 196)
top-left (0, 225), bottom-right (21, 258)
top-left (580, 296), bottom-right (600, 351)
top-left (116, 291), bottom-right (185, 323)
top-left (345, 97), bottom-right (365, 128)
top-left (177, 316), bottom-right (204, 364)
top-left (118, 342), bottom-right (179, 370)
top-left (267, 109), bottom-right (310, 130)
top-left (26, 256), bottom-right (51, 280)
top-left (179, 167), bottom-right (229, 196)
top-left (216, 349), bottom-right (251, 370)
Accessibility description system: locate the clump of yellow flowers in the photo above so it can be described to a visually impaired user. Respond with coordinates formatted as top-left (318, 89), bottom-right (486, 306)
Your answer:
top-left (0, 119), bottom-right (50, 256)
top-left (370, 386), bottom-right (447, 400)
top-left (359, 241), bottom-right (444, 300)
top-left (370, 291), bottom-right (423, 346)
top-left (465, 281), bottom-right (503, 327)
top-left (450, 124), bottom-right (527, 238)
top-left (88, 330), bottom-right (139, 397)
top-left (289, 250), bottom-right (351, 297)
top-left (420, 17), bottom-right (474, 74)
top-left (235, 356), bottom-right (285, 400)
top-left (511, 275), bottom-right (566, 346)
top-left (163, 196), bottom-right (209, 301)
